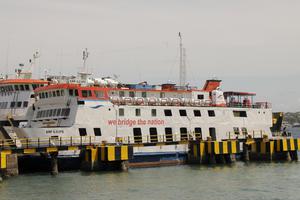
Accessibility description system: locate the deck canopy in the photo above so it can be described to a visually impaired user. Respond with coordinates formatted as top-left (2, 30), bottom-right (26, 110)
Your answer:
top-left (224, 91), bottom-right (256, 108)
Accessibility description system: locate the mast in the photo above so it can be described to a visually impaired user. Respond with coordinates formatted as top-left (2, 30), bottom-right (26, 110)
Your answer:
top-left (179, 32), bottom-right (186, 88)
top-left (79, 48), bottom-right (91, 84)
top-left (82, 48), bottom-right (89, 73)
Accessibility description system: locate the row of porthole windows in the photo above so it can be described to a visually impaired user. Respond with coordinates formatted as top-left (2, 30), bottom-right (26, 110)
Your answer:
top-left (36, 108), bottom-right (71, 119)
top-left (0, 84), bottom-right (44, 94)
top-left (75, 126), bottom-right (250, 143)
top-left (0, 84), bottom-right (31, 93)
top-left (118, 108), bottom-right (215, 117)
top-left (132, 127), bottom-right (204, 143)
top-left (0, 102), bottom-right (8, 109)
top-left (10, 101), bottom-right (28, 108)
top-left (79, 128), bottom-right (101, 136)
top-left (38, 90), bottom-right (65, 99)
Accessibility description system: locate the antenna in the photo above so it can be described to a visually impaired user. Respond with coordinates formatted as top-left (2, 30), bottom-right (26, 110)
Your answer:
top-left (29, 50), bottom-right (40, 78)
top-left (179, 32), bottom-right (186, 88)
top-left (82, 48), bottom-right (89, 73)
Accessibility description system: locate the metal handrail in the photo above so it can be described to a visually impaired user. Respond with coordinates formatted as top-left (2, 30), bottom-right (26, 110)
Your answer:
top-left (0, 129), bottom-right (279, 149)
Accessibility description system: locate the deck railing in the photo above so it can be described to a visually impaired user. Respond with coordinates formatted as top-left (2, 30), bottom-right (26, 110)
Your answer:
top-left (0, 129), bottom-right (275, 150)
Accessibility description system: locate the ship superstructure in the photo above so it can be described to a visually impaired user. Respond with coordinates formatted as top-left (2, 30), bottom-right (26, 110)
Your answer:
top-left (15, 79), bottom-right (272, 164)
top-left (0, 67), bottom-right (48, 140)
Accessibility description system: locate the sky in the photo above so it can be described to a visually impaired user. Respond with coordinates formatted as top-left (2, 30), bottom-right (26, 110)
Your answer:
top-left (0, 0), bottom-right (299, 112)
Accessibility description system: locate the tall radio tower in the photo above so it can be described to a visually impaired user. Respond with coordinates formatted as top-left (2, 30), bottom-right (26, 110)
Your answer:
top-left (179, 32), bottom-right (186, 88)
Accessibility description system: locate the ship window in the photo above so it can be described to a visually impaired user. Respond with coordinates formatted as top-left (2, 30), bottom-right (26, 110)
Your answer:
top-left (119, 108), bottom-right (124, 116)
top-left (10, 102), bottom-right (15, 108)
top-left (49, 109), bottom-right (53, 117)
top-left (160, 92), bottom-right (165, 98)
top-left (119, 91), bottom-right (125, 97)
top-left (233, 127), bottom-right (240, 135)
top-left (75, 89), bottom-right (79, 96)
top-left (164, 109), bottom-right (172, 116)
top-left (17, 101), bottom-right (22, 108)
top-left (61, 108), bottom-right (67, 116)
top-left (65, 108), bottom-right (70, 116)
top-left (133, 128), bottom-right (142, 143)
top-left (38, 93), bottom-right (42, 98)
top-left (209, 127), bottom-right (216, 140)
top-left (69, 89), bottom-right (74, 96)
top-left (135, 108), bottom-right (141, 116)
top-left (41, 110), bottom-right (46, 118)
top-left (56, 109), bottom-right (61, 116)
top-left (77, 101), bottom-right (85, 105)
top-left (241, 127), bottom-right (248, 135)
top-left (79, 128), bottom-right (87, 136)
top-left (165, 127), bottom-right (173, 142)
top-left (195, 127), bottom-right (202, 139)
top-left (56, 90), bottom-right (60, 97)
top-left (142, 92), bottom-right (147, 98)
top-left (14, 85), bottom-right (19, 91)
top-left (52, 109), bottom-right (57, 116)
top-left (23, 101), bottom-right (28, 108)
top-left (20, 85), bottom-right (24, 91)
top-left (129, 91), bottom-right (135, 98)
top-left (32, 84), bottom-right (37, 90)
top-left (94, 128), bottom-right (101, 136)
top-left (208, 110), bottom-right (215, 117)
top-left (197, 94), bottom-right (204, 100)
top-left (194, 110), bottom-right (201, 117)
top-left (45, 92), bottom-right (48, 98)
top-left (52, 91), bottom-right (56, 97)
top-left (151, 109), bottom-right (156, 117)
top-left (36, 111), bottom-right (41, 118)
top-left (41, 93), bottom-right (45, 99)
top-left (82, 90), bottom-right (92, 97)
top-left (179, 110), bottom-right (187, 116)
top-left (233, 111), bottom-right (247, 117)
top-left (149, 128), bottom-right (158, 143)
top-left (25, 85), bottom-right (30, 90)
top-left (46, 110), bottom-right (50, 117)
top-left (95, 91), bottom-right (104, 98)
top-left (180, 127), bottom-right (188, 141)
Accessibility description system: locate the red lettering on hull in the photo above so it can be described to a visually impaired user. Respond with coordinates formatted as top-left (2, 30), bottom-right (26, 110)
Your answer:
top-left (107, 119), bottom-right (165, 127)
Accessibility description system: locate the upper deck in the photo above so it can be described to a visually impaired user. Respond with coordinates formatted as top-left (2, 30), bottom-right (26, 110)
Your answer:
top-left (0, 79), bottom-right (48, 93)
top-left (33, 79), bottom-right (271, 109)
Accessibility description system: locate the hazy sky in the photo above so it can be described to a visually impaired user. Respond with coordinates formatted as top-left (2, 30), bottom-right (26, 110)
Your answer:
top-left (0, 0), bottom-right (299, 112)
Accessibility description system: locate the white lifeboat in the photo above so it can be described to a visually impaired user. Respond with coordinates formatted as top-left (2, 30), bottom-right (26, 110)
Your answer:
top-left (133, 97), bottom-right (145, 105)
top-left (147, 97), bottom-right (157, 106)
top-left (159, 98), bottom-right (169, 106)
top-left (110, 96), bottom-right (121, 105)
top-left (171, 98), bottom-right (180, 106)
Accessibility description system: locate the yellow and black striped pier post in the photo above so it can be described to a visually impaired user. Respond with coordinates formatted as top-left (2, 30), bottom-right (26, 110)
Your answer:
top-left (242, 137), bottom-right (299, 162)
top-left (273, 138), bottom-right (298, 161)
top-left (80, 145), bottom-right (133, 171)
top-left (188, 140), bottom-right (240, 164)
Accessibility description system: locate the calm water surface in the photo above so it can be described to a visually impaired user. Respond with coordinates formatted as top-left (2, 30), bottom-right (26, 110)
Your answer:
top-left (1, 128), bottom-right (300, 200)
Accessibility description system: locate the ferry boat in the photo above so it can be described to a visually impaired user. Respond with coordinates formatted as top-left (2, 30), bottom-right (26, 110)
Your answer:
top-left (0, 66), bottom-right (48, 140)
top-left (14, 78), bottom-right (272, 166)
top-left (8, 43), bottom-right (273, 166)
